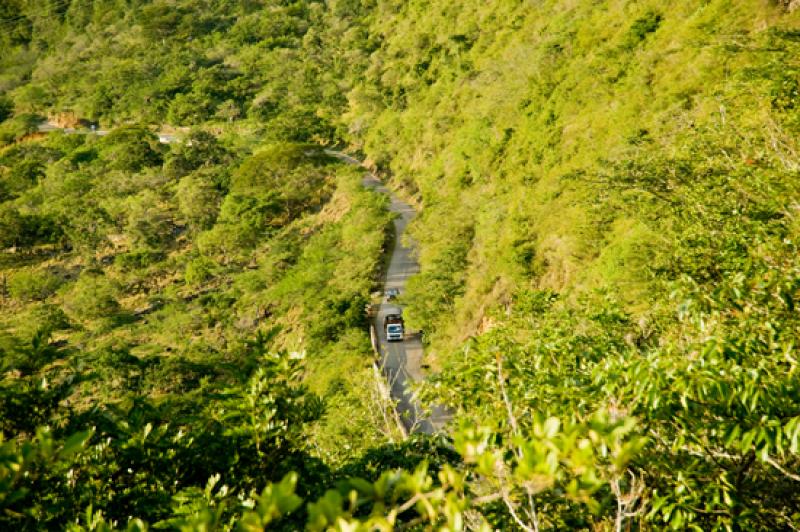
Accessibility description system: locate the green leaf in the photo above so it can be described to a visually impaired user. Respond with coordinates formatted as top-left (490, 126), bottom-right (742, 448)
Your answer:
top-left (60, 429), bottom-right (94, 458)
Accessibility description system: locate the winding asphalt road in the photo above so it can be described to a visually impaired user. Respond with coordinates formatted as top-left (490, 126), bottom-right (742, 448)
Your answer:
top-left (327, 151), bottom-right (449, 435)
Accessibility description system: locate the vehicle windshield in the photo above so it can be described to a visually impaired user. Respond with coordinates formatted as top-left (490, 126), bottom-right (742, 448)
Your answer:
top-left (387, 325), bottom-right (402, 332)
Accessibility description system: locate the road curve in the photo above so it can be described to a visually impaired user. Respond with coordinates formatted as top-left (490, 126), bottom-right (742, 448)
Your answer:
top-left (326, 150), bottom-right (449, 435)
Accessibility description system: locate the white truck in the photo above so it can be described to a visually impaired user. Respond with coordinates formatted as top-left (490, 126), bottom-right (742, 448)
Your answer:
top-left (383, 313), bottom-right (404, 342)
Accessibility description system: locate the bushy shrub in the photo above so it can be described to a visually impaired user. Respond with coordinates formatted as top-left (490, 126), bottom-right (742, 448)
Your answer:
top-left (623, 10), bottom-right (663, 49)
top-left (63, 273), bottom-right (120, 320)
top-left (185, 255), bottom-right (217, 286)
top-left (0, 208), bottom-right (63, 249)
top-left (0, 95), bottom-right (13, 123)
top-left (26, 303), bottom-right (71, 333)
top-left (123, 191), bottom-right (174, 248)
top-left (114, 249), bottom-right (165, 271)
top-left (98, 126), bottom-right (164, 172)
top-left (231, 143), bottom-right (328, 191)
top-left (0, 207), bottom-right (27, 248)
top-left (12, 303), bottom-right (72, 339)
top-left (0, 113), bottom-right (41, 145)
top-left (175, 172), bottom-right (222, 231)
top-left (164, 130), bottom-right (231, 180)
top-left (7, 270), bottom-right (63, 301)
top-left (167, 91), bottom-right (217, 125)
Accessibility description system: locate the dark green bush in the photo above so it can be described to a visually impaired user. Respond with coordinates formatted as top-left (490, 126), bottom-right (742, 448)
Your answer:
top-left (623, 11), bottom-right (663, 49)
top-left (0, 95), bottom-right (13, 122)
top-left (63, 273), bottom-right (120, 321)
top-left (115, 249), bottom-right (166, 271)
top-left (0, 209), bottom-right (61, 249)
top-left (7, 270), bottom-right (63, 301)
top-left (0, 114), bottom-right (41, 145)
top-left (185, 255), bottom-right (217, 286)
top-left (98, 127), bottom-right (164, 172)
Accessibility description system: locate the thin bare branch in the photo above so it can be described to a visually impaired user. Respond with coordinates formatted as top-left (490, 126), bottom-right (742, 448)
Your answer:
top-left (765, 456), bottom-right (800, 483)
top-left (495, 352), bottom-right (540, 532)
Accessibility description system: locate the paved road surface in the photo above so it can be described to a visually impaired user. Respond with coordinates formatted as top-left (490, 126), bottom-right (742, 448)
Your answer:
top-left (38, 122), bottom-right (177, 144)
top-left (327, 151), bottom-right (449, 435)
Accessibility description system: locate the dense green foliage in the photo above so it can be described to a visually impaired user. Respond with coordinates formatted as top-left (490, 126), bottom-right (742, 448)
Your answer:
top-left (0, 0), bottom-right (371, 142)
top-left (0, 2), bottom-right (404, 528)
top-left (345, 0), bottom-right (800, 529)
top-left (0, 120), bottom-right (407, 526)
top-left (2, 0), bottom-right (800, 529)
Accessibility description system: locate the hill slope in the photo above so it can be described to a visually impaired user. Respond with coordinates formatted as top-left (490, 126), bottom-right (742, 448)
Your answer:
top-left (345, 1), bottom-right (800, 528)
top-left (1, 0), bottom-right (800, 529)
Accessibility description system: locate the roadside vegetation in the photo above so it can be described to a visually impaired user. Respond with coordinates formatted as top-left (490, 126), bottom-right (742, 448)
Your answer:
top-left (2, 0), bottom-right (800, 530)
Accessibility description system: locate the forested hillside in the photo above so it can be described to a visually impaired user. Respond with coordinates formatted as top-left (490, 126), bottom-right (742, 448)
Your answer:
top-left (347, 0), bottom-right (800, 529)
top-left (2, 0), bottom-right (800, 530)
top-left (0, 2), bottom-right (413, 529)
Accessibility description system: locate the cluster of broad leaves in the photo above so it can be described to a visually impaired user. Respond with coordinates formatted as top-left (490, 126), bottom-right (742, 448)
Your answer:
top-left (1, 372), bottom-right (646, 530)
